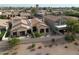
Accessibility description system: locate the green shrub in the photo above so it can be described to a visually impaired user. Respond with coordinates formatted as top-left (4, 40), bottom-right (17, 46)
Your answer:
top-left (27, 43), bottom-right (35, 49)
top-left (34, 32), bottom-right (43, 37)
top-left (0, 15), bottom-right (7, 19)
top-left (8, 37), bottom-right (20, 47)
top-left (31, 44), bottom-right (35, 48)
top-left (65, 34), bottom-right (75, 42)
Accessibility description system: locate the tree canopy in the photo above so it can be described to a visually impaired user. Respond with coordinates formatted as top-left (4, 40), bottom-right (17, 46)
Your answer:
top-left (31, 7), bottom-right (37, 16)
top-left (66, 18), bottom-right (79, 33)
top-left (64, 11), bottom-right (79, 17)
top-left (65, 18), bottom-right (79, 42)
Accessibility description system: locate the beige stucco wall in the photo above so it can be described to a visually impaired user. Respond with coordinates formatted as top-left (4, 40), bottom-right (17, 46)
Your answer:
top-left (11, 27), bottom-right (27, 36)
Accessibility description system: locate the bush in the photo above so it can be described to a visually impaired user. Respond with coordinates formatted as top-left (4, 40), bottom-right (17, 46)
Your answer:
top-left (31, 44), bottom-right (35, 48)
top-left (51, 38), bottom-right (55, 42)
top-left (27, 43), bottom-right (35, 49)
top-left (8, 37), bottom-right (20, 47)
top-left (38, 46), bottom-right (42, 49)
top-left (0, 15), bottom-right (7, 19)
top-left (64, 46), bottom-right (68, 48)
top-left (34, 32), bottom-right (43, 38)
top-left (74, 42), bottom-right (79, 46)
top-left (65, 34), bottom-right (75, 42)
top-left (49, 44), bottom-right (52, 48)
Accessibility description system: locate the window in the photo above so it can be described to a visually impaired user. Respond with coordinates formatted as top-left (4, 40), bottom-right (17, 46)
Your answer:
top-left (40, 29), bottom-right (44, 33)
top-left (46, 28), bottom-right (49, 33)
top-left (20, 31), bottom-right (25, 36)
top-left (13, 32), bottom-right (17, 36)
top-left (33, 27), bottom-right (37, 32)
top-left (27, 29), bottom-right (31, 34)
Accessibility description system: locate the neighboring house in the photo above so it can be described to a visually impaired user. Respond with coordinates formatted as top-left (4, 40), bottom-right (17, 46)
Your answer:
top-left (20, 12), bottom-right (31, 17)
top-left (35, 10), bottom-right (46, 19)
top-left (10, 16), bottom-right (50, 37)
top-left (0, 19), bottom-right (9, 30)
top-left (2, 12), bottom-right (12, 17)
top-left (0, 19), bottom-right (9, 39)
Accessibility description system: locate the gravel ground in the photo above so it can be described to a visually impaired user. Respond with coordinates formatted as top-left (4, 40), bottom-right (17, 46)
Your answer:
top-left (1, 40), bottom-right (79, 55)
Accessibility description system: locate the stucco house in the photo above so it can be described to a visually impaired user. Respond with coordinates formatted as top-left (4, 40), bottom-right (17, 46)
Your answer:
top-left (10, 16), bottom-right (50, 37)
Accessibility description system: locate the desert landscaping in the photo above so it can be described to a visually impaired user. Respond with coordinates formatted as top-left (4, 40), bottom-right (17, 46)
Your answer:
top-left (1, 39), bottom-right (79, 55)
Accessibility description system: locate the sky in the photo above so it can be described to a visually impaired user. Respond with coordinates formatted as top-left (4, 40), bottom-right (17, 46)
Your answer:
top-left (0, 4), bottom-right (79, 7)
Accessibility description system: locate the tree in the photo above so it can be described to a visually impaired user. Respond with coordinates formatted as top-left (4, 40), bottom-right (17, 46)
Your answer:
top-left (66, 18), bottom-right (79, 33)
top-left (31, 7), bottom-right (37, 16)
top-left (64, 11), bottom-right (79, 17)
top-left (65, 18), bottom-right (79, 41)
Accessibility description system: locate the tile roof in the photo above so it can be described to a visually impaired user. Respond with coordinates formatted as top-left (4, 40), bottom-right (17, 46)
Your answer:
top-left (11, 17), bottom-right (48, 32)
top-left (31, 18), bottom-right (47, 27)
top-left (0, 19), bottom-right (9, 28)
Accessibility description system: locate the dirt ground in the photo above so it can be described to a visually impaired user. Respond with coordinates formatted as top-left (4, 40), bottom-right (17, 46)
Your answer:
top-left (1, 40), bottom-right (79, 55)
